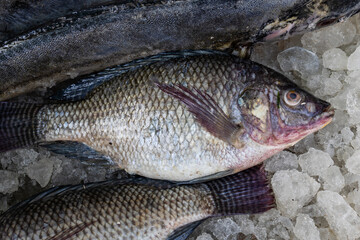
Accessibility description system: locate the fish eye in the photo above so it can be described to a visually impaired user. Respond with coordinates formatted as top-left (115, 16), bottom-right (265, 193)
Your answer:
top-left (283, 90), bottom-right (302, 107)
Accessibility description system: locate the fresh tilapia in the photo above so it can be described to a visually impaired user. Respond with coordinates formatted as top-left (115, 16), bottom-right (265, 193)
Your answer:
top-left (1, 0), bottom-right (360, 100)
top-left (0, 51), bottom-right (333, 181)
top-left (0, 165), bottom-right (274, 240)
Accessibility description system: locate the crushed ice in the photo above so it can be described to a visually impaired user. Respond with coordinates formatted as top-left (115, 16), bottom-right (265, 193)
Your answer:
top-left (1, 13), bottom-right (360, 240)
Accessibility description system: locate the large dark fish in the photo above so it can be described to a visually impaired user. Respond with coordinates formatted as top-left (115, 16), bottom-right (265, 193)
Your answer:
top-left (0, 51), bottom-right (333, 181)
top-left (0, 0), bottom-right (359, 100)
top-left (0, 165), bottom-right (274, 240)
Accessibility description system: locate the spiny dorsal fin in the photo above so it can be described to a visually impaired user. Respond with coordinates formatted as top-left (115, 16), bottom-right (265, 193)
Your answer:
top-left (155, 82), bottom-right (242, 145)
top-left (50, 50), bottom-right (230, 102)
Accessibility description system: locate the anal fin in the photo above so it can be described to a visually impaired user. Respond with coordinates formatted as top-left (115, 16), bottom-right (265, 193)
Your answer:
top-left (40, 141), bottom-right (115, 166)
top-left (167, 220), bottom-right (205, 240)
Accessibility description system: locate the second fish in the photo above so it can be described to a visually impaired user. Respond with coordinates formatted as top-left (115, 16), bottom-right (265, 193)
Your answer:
top-left (0, 50), bottom-right (333, 181)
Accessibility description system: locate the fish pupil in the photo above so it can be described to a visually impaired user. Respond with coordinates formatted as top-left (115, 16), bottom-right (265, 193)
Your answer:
top-left (289, 92), bottom-right (297, 99)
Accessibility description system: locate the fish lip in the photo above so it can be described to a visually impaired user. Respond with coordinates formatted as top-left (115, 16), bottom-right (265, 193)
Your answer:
top-left (310, 107), bottom-right (335, 127)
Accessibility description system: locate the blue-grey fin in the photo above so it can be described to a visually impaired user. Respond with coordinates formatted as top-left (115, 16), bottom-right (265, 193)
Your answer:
top-left (166, 220), bottom-right (205, 240)
top-left (175, 169), bottom-right (234, 184)
top-left (49, 50), bottom-right (230, 102)
top-left (39, 141), bottom-right (115, 166)
top-left (1, 175), bottom-right (178, 221)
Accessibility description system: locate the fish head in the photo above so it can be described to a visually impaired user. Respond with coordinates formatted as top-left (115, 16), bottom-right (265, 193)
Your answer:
top-left (237, 70), bottom-right (334, 148)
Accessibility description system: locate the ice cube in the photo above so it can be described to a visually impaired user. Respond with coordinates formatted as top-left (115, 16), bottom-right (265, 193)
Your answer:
top-left (264, 151), bottom-right (298, 173)
top-left (345, 150), bottom-right (360, 174)
top-left (317, 190), bottom-right (360, 240)
top-left (207, 218), bottom-right (241, 240)
top-left (316, 72), bottom-right (344, 97)
top-left (341, 127), bottom-right (355, 145)
top-left (351, 136), bottom-right (360, 150)
top-left (233, 215), bottom-right (255, 236)
top-left (277, 47), bottom-right (320, 77)
top-left (25, 158), bottom-right (54, 187)
top-left (348, 45), bottom-right (360, 71)
top-left (291, 134), bottom-right (318, 154)
top-left (196, 233), bottom-right (213, 240)
top-left (298, 148), bottom-right (334, 176)
top-left (345, 70), bottom-right (360, 85)
top-left (0, 170), bottom-right (19, 194)
top-left (347, 189), bottom-right (360, 215)
top-left (346, 87), bottom-right (360, 125)
top-left (318, 228), bottom-right (338, 240)
top-left (336, 146), bottom-right (355, 162)
top-left (9, 148), bottom-right (40, 172)
top-left (322, 48), bottom-right (348, 70)
top-left (301, 21), bottom-right (356, 54)
top-left (320, 166), bottom-right (345, 192)
top-left (271, 170), bottom-right (320, 218)
top-left (300, 204), bottom-right (323, 218)
top-left (293, 214), bottom-right (321, 240)
top-left (328, 87), bottom-right (352, 111)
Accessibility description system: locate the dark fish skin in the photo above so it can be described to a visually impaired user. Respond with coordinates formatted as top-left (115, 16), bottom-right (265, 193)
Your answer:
top-left (0, 165), bottom-right (274, 240)
top-left (0, 51), bottom-right (333, 181)
top-left (0, 0), bottom-right (120, 42)
top-left (0, 0), bottom-right (359, 100)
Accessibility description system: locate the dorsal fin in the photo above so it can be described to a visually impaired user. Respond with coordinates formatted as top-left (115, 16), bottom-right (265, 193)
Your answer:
top-left (49, 50), bottom-right (229, 102)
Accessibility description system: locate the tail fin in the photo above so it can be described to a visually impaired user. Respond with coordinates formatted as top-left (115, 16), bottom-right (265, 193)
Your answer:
top-left (0, 102), bottom-right (43, 152)
top-left (206, 165), bottom-right (275, 216)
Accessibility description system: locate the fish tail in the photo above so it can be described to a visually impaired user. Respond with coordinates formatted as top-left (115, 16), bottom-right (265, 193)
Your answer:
top-left (206, 165), bottom-right (275, 215)
top-left (0, 102), bottom-right (44, 152)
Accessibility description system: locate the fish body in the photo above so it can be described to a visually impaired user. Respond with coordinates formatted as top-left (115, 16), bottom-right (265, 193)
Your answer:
top-left (0, 0), bottom-right (359, 100)
top-left (0, 51), bottom-right (333, 181)
top-left (0, 165), bottom-right (274, 240)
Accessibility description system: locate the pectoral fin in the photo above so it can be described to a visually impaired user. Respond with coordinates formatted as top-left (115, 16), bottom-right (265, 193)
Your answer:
top-left (156, 82), bottom-right (242, 145)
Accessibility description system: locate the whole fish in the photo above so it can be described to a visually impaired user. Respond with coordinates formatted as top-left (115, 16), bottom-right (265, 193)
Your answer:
top-left (0, 165), bottom-right (274, 240)
top-left (1, 0), bottom-right (359, 100)
top-left (0, 51), bottom-right (333, 181)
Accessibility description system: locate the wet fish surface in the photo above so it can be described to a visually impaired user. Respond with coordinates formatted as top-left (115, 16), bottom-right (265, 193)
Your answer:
top-left (0, 0), bottom-right (359, 100)
top-left (0, 51), bottom-right (333, 181)
top-left (0, 165), bottom-right (274, 240)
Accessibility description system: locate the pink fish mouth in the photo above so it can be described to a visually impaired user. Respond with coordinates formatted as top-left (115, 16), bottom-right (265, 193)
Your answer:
top-left (308, 107), bottom-right (334, 130)
top-left (263, 107), bottom-right (335, 147)
top-left (280, 107), bottom-right (335, 145)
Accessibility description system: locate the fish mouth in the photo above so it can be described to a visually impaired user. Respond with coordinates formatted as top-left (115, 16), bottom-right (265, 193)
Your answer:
top-left (309, 107), bottom-right (335, 129)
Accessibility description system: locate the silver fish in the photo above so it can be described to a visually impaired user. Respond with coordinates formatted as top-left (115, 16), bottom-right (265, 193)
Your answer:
top-left (0, 165), bottom-right (274, 240)
top-left (0, 51), bottom-right (333, 181)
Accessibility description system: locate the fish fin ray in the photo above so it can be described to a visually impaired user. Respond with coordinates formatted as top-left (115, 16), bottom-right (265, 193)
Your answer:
top-left (155, 82), bottom-right (241, 144)
top-left (50, 50), bottom-right (229, 102)
top-left (40, 141), bottom-right (115, 166)
top-left (0, 102), bottom-right (43, 152)
top-left (166, 220), bottom-right (205, 240)
top-left (48, 222), bottom-right (93, 240)
top-left (0, 176), bottom-right (178, 225)
top-left (205, 164), bottom-right (275, 215)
